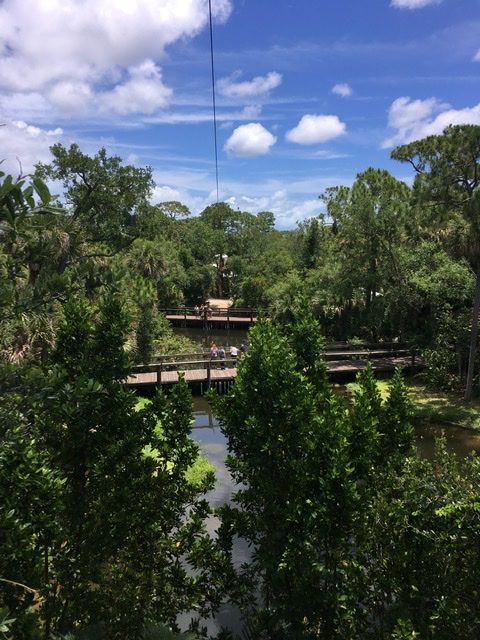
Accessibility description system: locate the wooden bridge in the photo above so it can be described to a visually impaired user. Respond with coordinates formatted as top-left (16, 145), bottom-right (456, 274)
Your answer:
top-left (161, 307), bottom-right (256, 329)
top-left (126, 344), bottom-right (421, 394)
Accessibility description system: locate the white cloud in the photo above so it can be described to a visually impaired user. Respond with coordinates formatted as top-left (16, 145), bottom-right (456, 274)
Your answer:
top-left (474, 49), bottom-right (480, 62)
top-left (0, 0), bottom-right (232, 116)
top-left (391, 0), bottom-right (442, 8)
top-left (218, 71), bottom-right (282, 98)
top-left (152, 185), bottom-right (182, 203)
top-left (49, 81), bottom-right (93, 115)
top-left (0, 120), bottom-right (63, 176)
top-left (0, 92), bottom-right (50, 121)
top-left (383, 96), bottom-right (480, 147)
top-left (100, 60), bottom-right (172, 115)
top-left (332, 83), bottom-right (352, 98)
top-left (147, 167), bottom-right (353, 229)
top-left (286, 114), bottom-right (346, 145)
top-left (388, 96), bottom-right (446, 130)
top-left (224, 123), bottom-right (277, 157)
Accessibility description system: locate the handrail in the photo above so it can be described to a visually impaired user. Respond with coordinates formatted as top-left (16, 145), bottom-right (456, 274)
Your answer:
top-left (128, 348), bottom-right (420, 388)
top-left (139, 344), bottom-right (411, 365)
top-left (133, 357), bottom-right (237, 371)
top-left (160, 307), bottom-right (256, 319)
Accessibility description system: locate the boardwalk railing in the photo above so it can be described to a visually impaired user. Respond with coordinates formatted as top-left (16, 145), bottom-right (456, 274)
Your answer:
top-left (160, 307), bottom-right (256, 321)
top-left (146, 343), bottom-right (414, 365)
top-left (128, 343), bottom-right (419, 390)
top-left (131, 357), bottom-right (238, 389)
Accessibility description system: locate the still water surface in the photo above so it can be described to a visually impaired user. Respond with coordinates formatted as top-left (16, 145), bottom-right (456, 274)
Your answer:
top-left (175, 326), bottom-right (249, 350)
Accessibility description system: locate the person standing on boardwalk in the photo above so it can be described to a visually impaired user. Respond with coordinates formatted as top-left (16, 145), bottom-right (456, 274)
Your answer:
top-left (210, 342), bottom-right (218, 361)
top-left (230, 345), bottom-right (238, 366)
top-left (218, 345), bottom-right (226, 369)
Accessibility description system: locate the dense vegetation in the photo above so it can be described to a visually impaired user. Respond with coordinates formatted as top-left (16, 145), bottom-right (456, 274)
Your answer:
top-left (1, 124), bottom-right (479, 638)
top-left (2, 126), bottom-right (480, 392)
top-left (212, 309), bottom-right (480, 639)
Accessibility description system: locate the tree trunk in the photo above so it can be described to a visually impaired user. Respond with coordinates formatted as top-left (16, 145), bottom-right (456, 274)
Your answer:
top-left (464, 265), bottom-right (480, 400)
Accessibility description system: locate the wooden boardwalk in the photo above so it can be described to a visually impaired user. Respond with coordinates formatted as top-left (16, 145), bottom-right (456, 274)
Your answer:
top-left (161, 307), bottom-right (256, 327)
top-left (126, 354), bottom-right (420, 390)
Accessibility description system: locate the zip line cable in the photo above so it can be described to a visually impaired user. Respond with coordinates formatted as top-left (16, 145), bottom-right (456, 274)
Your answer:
top-left (208, 0), bottom-right (220, 203)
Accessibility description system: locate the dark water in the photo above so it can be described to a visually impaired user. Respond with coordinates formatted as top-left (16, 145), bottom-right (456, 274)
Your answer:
top-left (175, 326), bottom-right (249, 350)
top-left (177, 398), bottom-right (246, 635)
top-left (415, 421), bottom-right (480, 458)
top-left (191, 396), bottom-right (233, 508)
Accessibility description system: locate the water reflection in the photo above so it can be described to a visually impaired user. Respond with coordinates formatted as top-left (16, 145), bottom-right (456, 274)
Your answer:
top-left (179, 397), bottom-right (245, 635)
top-left (175, 326), bottom-right (249, 350)
top-left (191, 397), bottom-right (232, 508)
top-left (416, 422), bottom-right (480, 458)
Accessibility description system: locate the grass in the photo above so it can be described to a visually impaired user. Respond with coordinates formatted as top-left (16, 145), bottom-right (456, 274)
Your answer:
top-left (135, 398), bottom-right (215, 486)
top-left (344, 378), bottom-right (480, 431)
top-left (408, 381), bottom-right (480, 430)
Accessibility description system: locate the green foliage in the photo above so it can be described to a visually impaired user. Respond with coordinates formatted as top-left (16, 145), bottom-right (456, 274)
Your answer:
top-left (35, 144), bottom-right (154, 250)
top-left (0, 292), bottom-right (215, 639)
top-left (212, 317), bottom-right (360, 637)
top-left (210, 311), bottom-right (479, 639)
top-left (136, 304), bottom-right (156, 364)
top-left (0, 170), bottom-right (67, 358)
top-left (320, 168), bottom-right (411, 340)
top-left (0, 608), bottom-right (16, 640)
top-left (295, 217), bottom-right (324, 270)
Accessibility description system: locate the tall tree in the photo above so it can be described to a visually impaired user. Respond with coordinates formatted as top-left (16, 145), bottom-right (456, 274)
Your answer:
top-left (321, 169), bottom-right (410, 339)
top-left (392, 124), bottom-right (480, 399)
top-left (213, 317), bottom-right (361, 638)
top-left (0, 170), bottom-right (70, 360)
top-left (35, 144), bottom-right (154, 250)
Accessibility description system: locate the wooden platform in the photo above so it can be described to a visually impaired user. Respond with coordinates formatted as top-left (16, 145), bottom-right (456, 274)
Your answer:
top-left (165, 313), bottom-right (256, 325)
top-left (160, 307), bottom-right (256, 328)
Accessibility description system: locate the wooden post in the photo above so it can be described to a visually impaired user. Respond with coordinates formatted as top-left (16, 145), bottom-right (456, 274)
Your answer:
top-left (207, 361), bottom-right (211, 388)
top-left (156, 363), bottom-right (162, 389)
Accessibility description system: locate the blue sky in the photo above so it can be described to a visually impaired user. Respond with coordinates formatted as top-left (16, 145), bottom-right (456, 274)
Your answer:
top-left (0, 0), bottom-right (479, 228)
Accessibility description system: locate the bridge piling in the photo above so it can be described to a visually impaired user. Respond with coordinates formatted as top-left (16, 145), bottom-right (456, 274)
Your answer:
top-left (206, 361), bottom-right (212, 388)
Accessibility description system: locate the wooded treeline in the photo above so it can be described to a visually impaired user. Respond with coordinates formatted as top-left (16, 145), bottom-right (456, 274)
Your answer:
top-left (2, 126), bottom-right (479, 392)
top-left (1, 124), bottom-right (480, 639)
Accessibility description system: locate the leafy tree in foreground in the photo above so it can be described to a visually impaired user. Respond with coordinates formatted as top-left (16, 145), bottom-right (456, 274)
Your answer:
top-left (212, 316), bottom-right (361, 638)
top-left (209, 308), bottom-right (480, 639)
top-left (363, 441), bottom-right (480, 639)
top-left (0, 292), bottom-right (215, 639)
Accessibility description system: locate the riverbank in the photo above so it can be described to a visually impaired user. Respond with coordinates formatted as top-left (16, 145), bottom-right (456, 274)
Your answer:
top-left (409, 381), bottom-right (480, 431)
top-left (345, 379), bottom-right (480, 432)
